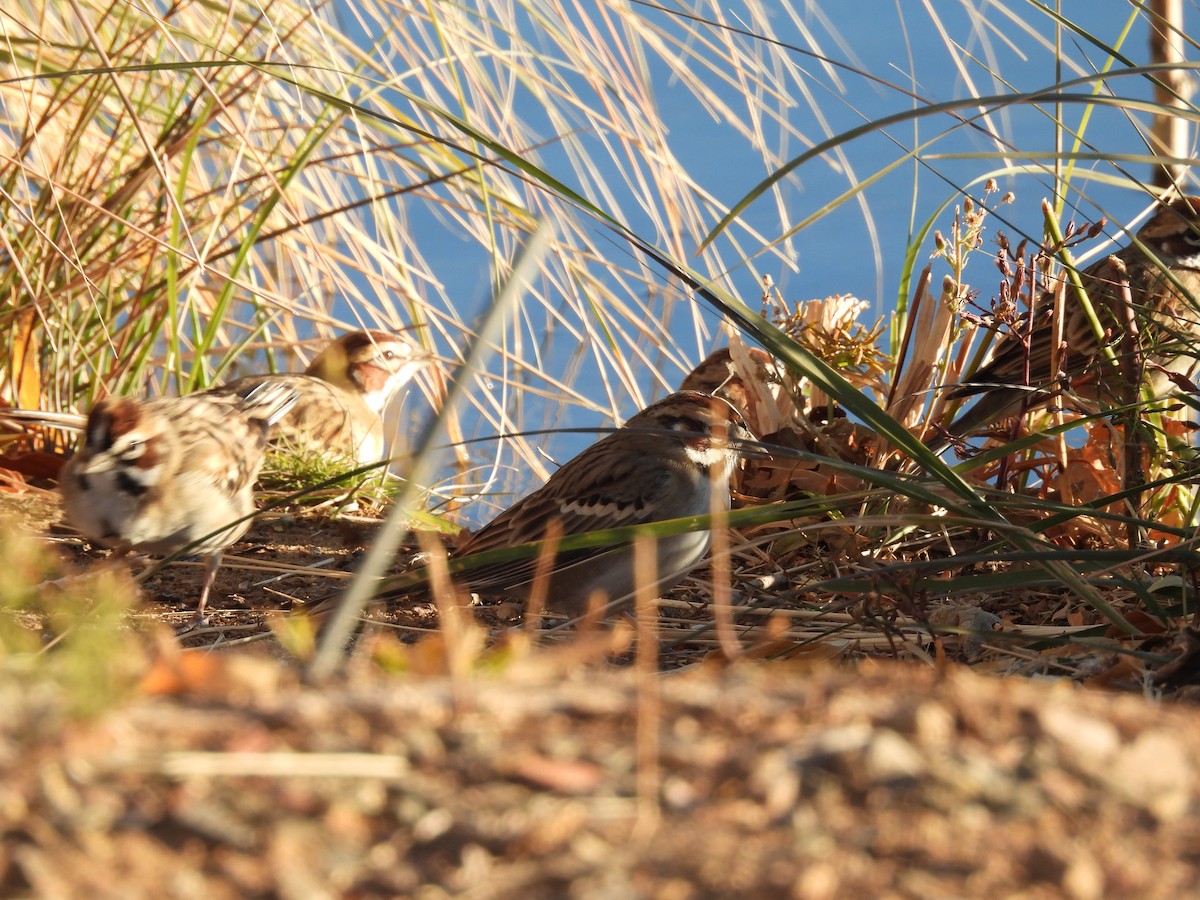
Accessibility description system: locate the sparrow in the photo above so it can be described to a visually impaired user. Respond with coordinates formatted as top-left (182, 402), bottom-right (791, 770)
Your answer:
top-left (3, 330), bottom-right (431, 470)
top-left (209, 330), bottom-right (429, 469)
top-left (58, 383), bottom-right (298, 624)
top-left (680, 346), bottom-right (780, 398)
top-left (679, 344), bottom-right (789, 438)
top-left (937, 195), bottom-right (1200, 446)
top-left (451, 390), bottom-right (754, 619)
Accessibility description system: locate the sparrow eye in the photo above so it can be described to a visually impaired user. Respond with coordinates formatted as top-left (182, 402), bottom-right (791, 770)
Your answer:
top-left (668, 415), bottom-right (707, 434)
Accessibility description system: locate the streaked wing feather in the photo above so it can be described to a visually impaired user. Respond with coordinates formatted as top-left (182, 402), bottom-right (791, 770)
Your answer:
top-left (953, 302), bottom-right (1105, 397)
top-left (457, 438), bottom-right (679, 589)
top-left (214, 373), bottom-right (368, 461)
top-left (155, 395), bottom-right (270, 497)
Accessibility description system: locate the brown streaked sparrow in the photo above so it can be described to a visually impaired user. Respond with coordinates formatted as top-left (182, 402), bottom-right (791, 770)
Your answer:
top-left (452, 390), bottom-right (754, 619)
top-left (679, 344), bottom-right (791, 438)
top-left (680, 346), bottom-right (780, 399)
top-left (59, 383), bottom-right (297, 624)
top-left (938, 195), bottom-right (1200, 446)
top-left (210, 330), bottom-right (430, 469)
top-left (3, 330), bottom-right (431, 469)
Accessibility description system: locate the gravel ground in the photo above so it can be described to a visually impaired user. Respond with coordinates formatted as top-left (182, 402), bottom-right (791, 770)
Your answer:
top-left (3, 658), bottom-right (1198, 898)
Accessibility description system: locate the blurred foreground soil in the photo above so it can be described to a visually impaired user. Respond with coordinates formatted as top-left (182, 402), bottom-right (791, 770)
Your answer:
top-left (3, 656), bottom-right (1199, 898)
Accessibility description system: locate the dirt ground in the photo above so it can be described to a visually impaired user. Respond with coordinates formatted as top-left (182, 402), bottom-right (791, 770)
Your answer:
top-left (3, 490), bottom-right (1200, 897)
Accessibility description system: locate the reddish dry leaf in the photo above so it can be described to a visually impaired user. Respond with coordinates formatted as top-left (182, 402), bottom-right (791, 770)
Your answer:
top-left (1104, 609), bottom-right (1166, 638)
top-left (1, 308), bottom-right (42, 410)
top-left (138, 649), bottom-right (223, 696)
top-left (0, 466), bottom-right (29, 493)
top-left (1083, 655), bottom-right (1143, 689)
top-left (503, 753), bottom-right (605, 794)
top-left (1151, 628), bottom-right (1200, 689)
top-left (0, 451), bottom-right (66, 481)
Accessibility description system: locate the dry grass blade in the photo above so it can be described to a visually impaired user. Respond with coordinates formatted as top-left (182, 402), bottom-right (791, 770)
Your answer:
top-left (308, 221), bottom-right (552, 680)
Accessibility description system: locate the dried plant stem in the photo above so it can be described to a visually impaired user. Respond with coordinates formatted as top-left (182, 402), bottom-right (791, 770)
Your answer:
top-left (1110, 256), bottom-right (1146, 548)
top-left (308, 222), bottom-right (552, 681)
top-left (106, 751), bottom-right (410, 779)
top-left (710, 443), bottom-right (740, 661)
top-left (633, 534), bottom-right (661, 839)
top-left (523, 520), bottom-right (563, 634)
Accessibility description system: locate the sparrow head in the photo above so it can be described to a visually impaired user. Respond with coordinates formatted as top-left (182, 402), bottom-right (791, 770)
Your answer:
top-left (679, 346), bottom-right (783, 398)
top-left (625, 390), bottom-right (754, 471)
top-left (75, 397), bottom-right (164, 485)
top-left (679, 346), bottom-right (786, 437)
top-left (1136, 194), bottom-right (1200, 267)
top-left (306, 329), bottom-right (429, 413)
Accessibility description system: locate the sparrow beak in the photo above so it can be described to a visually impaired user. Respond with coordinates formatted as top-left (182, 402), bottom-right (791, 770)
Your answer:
top-left (726, 420), bottom-right (772, 460)
top-left (400, 348), bottom-right (435, 379)
top-left (736, 437), bottom-right (774, 461)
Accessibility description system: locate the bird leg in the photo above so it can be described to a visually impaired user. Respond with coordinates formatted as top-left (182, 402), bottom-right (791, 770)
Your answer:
top-left (180, 551), bottom-right (224, 633)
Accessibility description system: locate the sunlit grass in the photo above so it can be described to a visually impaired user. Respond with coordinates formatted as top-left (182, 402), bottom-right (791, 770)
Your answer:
top-left (3, 0), bottom-right (1199, 666)
top-left (0, 519), bottom-right (145, 715)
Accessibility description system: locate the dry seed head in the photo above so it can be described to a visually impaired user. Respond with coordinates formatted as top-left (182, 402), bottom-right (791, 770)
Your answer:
top-left (941, 275), bottom-right (961, 309)
top-left (772, 295), bottom-right (888, 379)
top-left (994, 292), bottom-right (1017, 322)
top-left (760, 274), bottom-right (775, 315)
